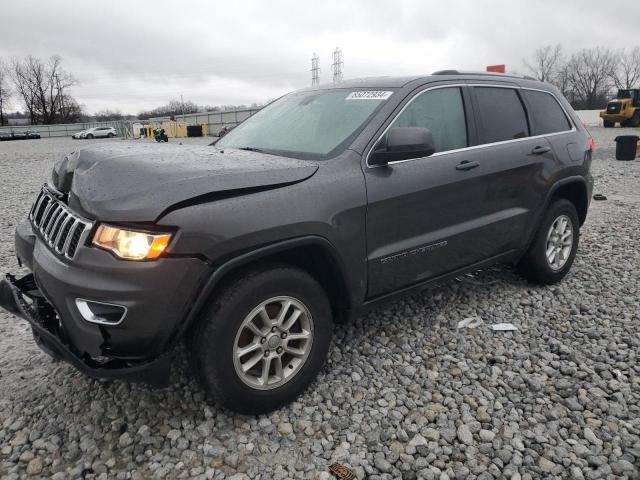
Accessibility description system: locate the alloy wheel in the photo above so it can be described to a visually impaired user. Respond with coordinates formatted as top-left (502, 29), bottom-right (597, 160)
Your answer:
top-left (233, 296), bottom-right (314, 390)
top-left (545, 214), bottom-right (573, 271)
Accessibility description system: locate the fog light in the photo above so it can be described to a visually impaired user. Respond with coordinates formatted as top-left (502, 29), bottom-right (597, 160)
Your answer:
top-left (75, 299), bottom-right (127, 325)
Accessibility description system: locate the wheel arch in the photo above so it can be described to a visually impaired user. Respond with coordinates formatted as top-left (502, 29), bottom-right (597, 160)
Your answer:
top-left (172, 236), bottom-right (354, 348)
top-left (521, 176), bottom-right (589, 256)
top-left (548, 178), bottom-right (589, 226)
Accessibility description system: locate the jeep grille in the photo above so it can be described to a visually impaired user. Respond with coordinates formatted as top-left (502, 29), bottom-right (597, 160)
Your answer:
top-left (29, 186), bottom-right (93, 260)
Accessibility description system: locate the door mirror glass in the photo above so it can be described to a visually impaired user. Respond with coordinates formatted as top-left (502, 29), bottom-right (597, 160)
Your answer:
top-left (369, 127), bottom-right (436, 166)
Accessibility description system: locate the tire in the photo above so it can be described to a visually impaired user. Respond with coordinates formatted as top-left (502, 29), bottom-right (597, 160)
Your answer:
top-left (603, 120), bottom-right (614, 128)
top-left (107, 132), bottom-right (115, 138)
top-left (189, 265), bottom-right (333, 414)
top-left (86, 134), bottom-right (94, 139)
top-left (518, 199), bottom-right (580, 285)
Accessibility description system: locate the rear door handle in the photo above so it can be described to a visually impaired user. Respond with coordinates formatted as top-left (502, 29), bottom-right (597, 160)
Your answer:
top-left (456, 160), bottom-right (480, 171)
top-left (531, 145), bottom-right (551, 155)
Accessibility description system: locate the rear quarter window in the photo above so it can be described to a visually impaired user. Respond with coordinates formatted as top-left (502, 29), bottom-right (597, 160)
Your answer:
top-left (522, 90), bottom-right (572, 135)
top-left (474, 87), bottom-right (529, 144)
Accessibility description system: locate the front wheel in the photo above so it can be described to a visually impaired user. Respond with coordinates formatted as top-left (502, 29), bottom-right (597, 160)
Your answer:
top-left (517, 199), bottom-right (580, 285)
top-left (86, 134), bottom-right (94, 139)
top-left (189, 266), bottom-right (333, 414)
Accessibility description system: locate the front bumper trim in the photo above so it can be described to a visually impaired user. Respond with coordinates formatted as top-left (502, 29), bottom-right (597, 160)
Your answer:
top-left (0, 273), bottom-right (171, 387)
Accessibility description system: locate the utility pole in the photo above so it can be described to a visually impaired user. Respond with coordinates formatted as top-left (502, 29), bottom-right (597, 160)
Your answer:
top-left (331, 47), bottom-right (343, 83)
top-left (311, 52), bottom-right (320, 86)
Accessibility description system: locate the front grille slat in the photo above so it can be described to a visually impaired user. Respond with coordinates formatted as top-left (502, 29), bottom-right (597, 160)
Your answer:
top-left (34, 197), bottom-right (50, 226)
top-left (56, 218), bottom-right (75, 253)
top-left (45, 208), bottom-right (63, 240)
top-left (44, 206), bottom-right (61, 238)
top-left (28, 186), bottom-right (93, 260)
top-left (29, 191), bottom-right (45, 219)
top-left (67, 223), bottom-right (85, 258)
top-left (49, 212), bottom-right (68, 247)
top-left (40, 203), bottom-right (57, 233)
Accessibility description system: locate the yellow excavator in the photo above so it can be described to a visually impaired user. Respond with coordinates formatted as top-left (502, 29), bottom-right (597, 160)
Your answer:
top-left (600, 89), bottom-right (640, 127)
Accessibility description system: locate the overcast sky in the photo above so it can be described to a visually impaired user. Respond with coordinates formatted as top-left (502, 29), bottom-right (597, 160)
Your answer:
top-left (2, 0), bottom-right (638, 114)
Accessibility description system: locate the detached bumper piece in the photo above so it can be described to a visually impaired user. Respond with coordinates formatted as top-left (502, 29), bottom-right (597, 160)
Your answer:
top-left (0, 273), bottom-right (171, 387)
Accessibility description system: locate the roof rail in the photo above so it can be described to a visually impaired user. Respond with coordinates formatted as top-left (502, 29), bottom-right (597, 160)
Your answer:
top-left (431, 69), bottom-right (460, 75)
top-left (431, 70), bottom-right (540, 82)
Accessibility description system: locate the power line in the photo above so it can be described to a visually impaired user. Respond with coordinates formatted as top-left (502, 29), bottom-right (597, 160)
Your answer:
top-left (311, 52), bottom-right (320, 86)
top-left (331, 47), bottom-right (343, 83)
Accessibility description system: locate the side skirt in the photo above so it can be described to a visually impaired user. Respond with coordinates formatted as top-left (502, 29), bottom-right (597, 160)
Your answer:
top-left (349, 249), bottom-right (520, 320)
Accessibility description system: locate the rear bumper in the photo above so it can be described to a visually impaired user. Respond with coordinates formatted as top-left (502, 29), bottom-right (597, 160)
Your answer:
top-left (3, 218), bottom-right (211, 385)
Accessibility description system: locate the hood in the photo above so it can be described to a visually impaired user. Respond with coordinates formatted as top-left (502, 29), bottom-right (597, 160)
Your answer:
top-left (52, 143), bottom-right (318, 222)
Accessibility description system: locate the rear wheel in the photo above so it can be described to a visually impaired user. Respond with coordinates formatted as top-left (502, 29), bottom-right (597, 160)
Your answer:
top-left (107, 132), bottom-right (115, 138)
top-left (603, 120), bottom-right (614, 128)
top-left (518, 199), bottom-right (580, 285)
top-left (189, 265), bottom-right (333, 414)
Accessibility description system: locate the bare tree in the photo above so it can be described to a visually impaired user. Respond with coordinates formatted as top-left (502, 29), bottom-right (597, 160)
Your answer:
top-left (611, 47), bottom-right (640, 90)
top-left (565, 47), bottom-right (617, 109)
top-left (10, 55), bottom-right (79, 124)
top-left (94, 109), bottom-right (124, 121)
top-left (524, 44), bottom-right (564, 83)
top-left (0, 59), bottom-right (11, 126)
top-left (555, 62), bottom-right (573, 101)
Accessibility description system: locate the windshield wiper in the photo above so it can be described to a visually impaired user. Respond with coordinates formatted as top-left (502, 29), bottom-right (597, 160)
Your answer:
top-left (237, 146), bottom-right (265, 153)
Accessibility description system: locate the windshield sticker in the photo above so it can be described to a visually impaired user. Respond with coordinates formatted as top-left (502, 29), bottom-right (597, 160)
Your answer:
top-left (346, 91), bottom-right (393, 100)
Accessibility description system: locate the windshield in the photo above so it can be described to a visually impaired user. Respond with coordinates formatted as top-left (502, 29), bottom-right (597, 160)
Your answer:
top-left (216, 89), bottom-right (395, 159)
top-left (618, 89), bottom-right (631, 99)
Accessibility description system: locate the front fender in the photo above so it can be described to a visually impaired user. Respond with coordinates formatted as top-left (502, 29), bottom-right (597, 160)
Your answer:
top-left (166, 235), bottom-right (355, 348)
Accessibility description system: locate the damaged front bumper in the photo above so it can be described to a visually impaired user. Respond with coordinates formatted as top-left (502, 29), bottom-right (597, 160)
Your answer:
top-left (0, 273), bottom-right (172, 386)
top-left (2, 217), bottom-right (211, 387)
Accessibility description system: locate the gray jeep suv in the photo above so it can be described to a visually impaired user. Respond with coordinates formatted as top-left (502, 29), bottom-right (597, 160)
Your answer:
top-left (0, 71), bottom-right (594, 413)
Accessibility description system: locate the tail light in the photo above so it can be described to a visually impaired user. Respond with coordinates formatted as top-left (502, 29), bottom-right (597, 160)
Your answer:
top-left (588, 137), bottom-right (596, 153)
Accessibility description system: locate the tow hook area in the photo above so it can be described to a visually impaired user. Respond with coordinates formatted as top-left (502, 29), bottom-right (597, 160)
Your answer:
top-left (0, 274), bottom-right (56, 325)
top-left (0, 273), bottom-right (172, 387)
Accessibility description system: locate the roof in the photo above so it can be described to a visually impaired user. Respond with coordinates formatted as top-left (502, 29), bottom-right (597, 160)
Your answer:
top-left (312, 76), bottom-right (424, 89)
top-left (306, 71), bottom-right (544, 92)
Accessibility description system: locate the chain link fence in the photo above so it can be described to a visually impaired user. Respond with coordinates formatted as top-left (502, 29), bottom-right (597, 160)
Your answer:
top-left (0, 107), bottom-right (262, 139)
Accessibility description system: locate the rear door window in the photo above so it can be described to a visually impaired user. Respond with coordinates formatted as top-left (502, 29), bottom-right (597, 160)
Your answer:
top-left (474, 87), bottom-right (529, 144)
top-left (388, 87), bottom-right (468, 153)
top-left (522, 90), bottom-right (572, 135)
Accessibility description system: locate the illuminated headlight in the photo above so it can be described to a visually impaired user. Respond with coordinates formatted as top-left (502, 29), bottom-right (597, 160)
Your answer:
top-left (92, 225), bottom-right (172, 260)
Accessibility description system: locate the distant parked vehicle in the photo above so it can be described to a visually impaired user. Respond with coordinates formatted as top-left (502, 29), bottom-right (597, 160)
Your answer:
top-left (83, 127), bottom-right (117, 139)
top-left (25, 131), bottom-right (41, 139)
top-left (0, 130), bottom-right (40, 141)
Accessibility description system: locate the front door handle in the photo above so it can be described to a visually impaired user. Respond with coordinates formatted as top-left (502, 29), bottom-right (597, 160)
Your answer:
top-left (456, 160), bottom-right (480, 171)
top-left (531, 145), bottom-right (551, 155)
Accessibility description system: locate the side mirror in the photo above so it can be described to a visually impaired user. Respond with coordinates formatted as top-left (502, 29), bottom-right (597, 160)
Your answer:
top-left (369, 127), bottom-right (436, 166)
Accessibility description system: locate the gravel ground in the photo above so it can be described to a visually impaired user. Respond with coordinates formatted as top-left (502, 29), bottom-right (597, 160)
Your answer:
top-left (1, 129), bottom-right (639, 480)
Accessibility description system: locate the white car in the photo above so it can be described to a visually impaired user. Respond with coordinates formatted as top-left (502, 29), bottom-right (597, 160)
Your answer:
top-left (74, 127), bottom-right (117, 139)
